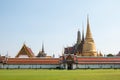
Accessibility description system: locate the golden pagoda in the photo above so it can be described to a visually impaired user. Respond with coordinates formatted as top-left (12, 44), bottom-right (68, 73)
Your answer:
top-left (82, 17), bottom-right (97, 56)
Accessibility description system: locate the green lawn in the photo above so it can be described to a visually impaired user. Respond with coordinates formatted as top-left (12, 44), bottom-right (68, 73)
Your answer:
top-left (0, 69), bottom-right (120, 80)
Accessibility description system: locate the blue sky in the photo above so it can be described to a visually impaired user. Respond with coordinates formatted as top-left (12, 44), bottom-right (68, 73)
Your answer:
top-left (0, 0), bottom-right (120, 57)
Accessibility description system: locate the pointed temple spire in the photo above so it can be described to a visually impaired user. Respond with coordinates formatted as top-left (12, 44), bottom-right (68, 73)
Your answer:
top-left (37, 43), bottom-right (47, 57)
top-left (82, 24), bottom-right (84, 42)
top-left (42, 43), bottom-right (44, 53)
top-left (86, 16), bottom-right (93, 39)
top-left (77, 29), bottom-right (81, 44)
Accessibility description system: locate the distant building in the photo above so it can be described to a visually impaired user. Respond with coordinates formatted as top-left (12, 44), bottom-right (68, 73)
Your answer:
top-left (15, 44), bottom-right (35, 58)
top-left (0, 17), bottom-right (120, 69)
top-left (116, 51), bottom-right (120, 56)
top-left (64, 17), bottom-right (98, 56)
top-left (36, 43), bottom-right (47, 57)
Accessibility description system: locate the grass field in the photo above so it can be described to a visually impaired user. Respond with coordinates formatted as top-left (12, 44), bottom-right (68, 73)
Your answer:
top-left (0, 69), bottom-right (120, 80)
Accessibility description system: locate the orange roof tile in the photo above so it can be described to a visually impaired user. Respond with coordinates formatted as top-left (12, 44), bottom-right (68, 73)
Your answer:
top-left (7, 58), bottom-right (60, 65)
top-left (77, 57), bottom-right (120, 64)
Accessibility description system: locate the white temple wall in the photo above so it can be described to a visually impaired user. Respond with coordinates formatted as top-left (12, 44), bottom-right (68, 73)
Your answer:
top-left (77, 64), bottom-right (120, 69)
top-left (2, 64), bottom-right (60, 69)
top-left (0, 63), bottom-right (3, 68)
top-left (1, 63), bottom-right (120, 69)
top-left (72, 64), bottom-right (77, 69)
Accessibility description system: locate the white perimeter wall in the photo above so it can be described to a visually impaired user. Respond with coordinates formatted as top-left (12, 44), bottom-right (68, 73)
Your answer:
top-left (2, 64), bottom-right (60, 69)
top-left (0, 63), bottom-right (3, 68)
top-left (77, 64), bottom-right (120, 69)
top-left (1, 64), bottom-right (120, 69)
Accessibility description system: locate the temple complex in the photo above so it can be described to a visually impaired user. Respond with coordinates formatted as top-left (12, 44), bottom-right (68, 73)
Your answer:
top-left (0, 17), bottom-right (120, 69)
top-left (64, 17), bottom-right (98, 57)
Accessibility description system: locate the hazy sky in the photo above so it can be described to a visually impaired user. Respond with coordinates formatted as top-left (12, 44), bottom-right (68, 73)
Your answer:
top-left (0, 0), bottom-right (120, 57)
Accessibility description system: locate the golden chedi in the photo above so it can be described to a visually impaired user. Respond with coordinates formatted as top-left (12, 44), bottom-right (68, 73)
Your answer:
top-left (82, 17), bottom-right (97, 56)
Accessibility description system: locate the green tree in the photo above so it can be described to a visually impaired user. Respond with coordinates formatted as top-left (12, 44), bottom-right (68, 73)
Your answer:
top-left (107, 54), bottom-right (114, 57)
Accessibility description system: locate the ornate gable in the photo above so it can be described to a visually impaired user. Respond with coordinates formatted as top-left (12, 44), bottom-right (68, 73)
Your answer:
top-left (16, 44), bottom-right (35, 58)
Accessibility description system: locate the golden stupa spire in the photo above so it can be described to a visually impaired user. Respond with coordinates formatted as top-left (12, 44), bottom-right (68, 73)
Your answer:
top-left (86, 15), bottom-right (93, 39)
